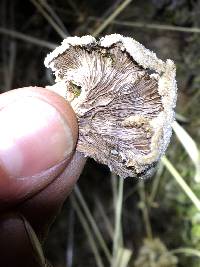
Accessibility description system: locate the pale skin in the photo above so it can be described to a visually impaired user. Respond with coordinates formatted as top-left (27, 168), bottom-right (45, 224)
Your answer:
top-left (0, 86), bottom-right (86, 267)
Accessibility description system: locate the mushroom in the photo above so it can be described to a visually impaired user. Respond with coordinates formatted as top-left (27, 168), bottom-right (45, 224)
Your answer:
top-left (44, 34), bottom-right (177, 178)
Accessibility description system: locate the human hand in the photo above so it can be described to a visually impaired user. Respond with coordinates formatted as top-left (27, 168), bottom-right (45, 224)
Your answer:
top-left (0, 86), bottom-right (86, 267)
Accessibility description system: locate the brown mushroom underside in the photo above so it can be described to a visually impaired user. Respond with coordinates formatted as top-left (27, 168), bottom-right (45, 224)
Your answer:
top-left (47, 42), bottom-right (168, 178)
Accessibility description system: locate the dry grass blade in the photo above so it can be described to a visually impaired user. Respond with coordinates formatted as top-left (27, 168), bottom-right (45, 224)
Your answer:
top-left (0, 27), bottom-right (57, 49)
top-left (101, 0), bottom-right (123, 19)
top-left (111, 173), bottom-right (118, 208)
top-left (162, 156), bottom-right (200, 211)
top-left (74, 186), bottom-right (112, 263)
top-left (114, 247), bottom-right (132, 267)
top-left (112, 175), bottom-right (125, 267)
top-left (148, 162), bottom-right (164, 206)
top-left (92, 0), bottom-right (133, 37)
top-left (138, 181), bottom-right (153, 240)
top-left (37, 0), bottom-right (69, 34)
top-left (95, 198), bottom-right (114, 239)
top-left (175, 113), bottom-right (189, 123)
top-left (89, 17), bottom-right (200, 34)
top-left (65, 207), bottom-right (74, 267)
top-left (70, 195), bottom-right (105, 267)
top-left (1, 0), bottom-right (17, 92)
top-left (30, 0), bottom-right (67, 38)
top-left (172, 121), bottom-right (200, 182)
top-left (170, 247), bottom-right (200, 258)
top-left (2, 39), bottom-right (17, 92)
top-left (90, 0), bottom-right (123, 34)
top-left (6, 41), bottom-right (17, 91)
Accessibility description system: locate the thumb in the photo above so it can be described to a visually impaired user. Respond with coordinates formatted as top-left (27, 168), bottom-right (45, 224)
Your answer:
top-left (0, 87), bottom-right (78, 208)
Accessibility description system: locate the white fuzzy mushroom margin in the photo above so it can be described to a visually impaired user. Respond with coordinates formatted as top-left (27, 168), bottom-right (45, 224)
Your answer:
top-left (44, 34), bottom-right (177, 170)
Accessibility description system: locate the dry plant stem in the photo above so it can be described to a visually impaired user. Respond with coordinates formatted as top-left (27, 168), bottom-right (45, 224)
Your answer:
top-left (0, 27), bottom-right (57, 49)
top-left (175, 113), bottom-right (188, 123)
top-left (1, 0), bottom-right (16, 92)
top-left (111, 173), bottom-right (118, 208)
top-left (21, 215), bottom-right (46, 266)
top-left (1, 0), bottom-right (6, 89)
top-left (67, 0), bottom-right (82, 17)
top-left (70, 195), bottom-right (105, 267)
top-left (170, 248), bottom-right (200, 258)
top-left (101, 0), bottom-right (124, 20)
top-left (123, 183), bottom-right (139, 202)
top-left (115, 248), bottom-right (132, 267)
top-left (138, 181), bottom-right (153, 240)
top-left (65, 207), bottom-right (75, 267)
top-left (74, 185), bottom-right (112, 263)
top-left (89, 17), bottom-right (200, 34)
top-left (6, 41), bottom-right (17, 91)
top-left (148, 162), bottom-right (164, 205)
top-left (37, 0), bottom-right (69, 34)
top-left (95, 199), bottom-right (114, 239)
top-left (162, 156), bottom-right (200, 211)
top-left (112, 176), bottom-right (124, 267)
top-left (113, 248), bottom-right (132, 267)
top-left (30, 0), bottom-right (67, 39)
top-left (172, 121), bottom-right (200, 182)
top-left (44, 34), bottom-right (177, 178)
top-left (91, 0), bottom-right (123, 35)
top-left (92, 0), bottom-right (133, 37)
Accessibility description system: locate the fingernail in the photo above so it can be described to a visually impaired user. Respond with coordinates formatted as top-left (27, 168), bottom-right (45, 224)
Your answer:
top-left (0, 97), bottom-right (75, 178)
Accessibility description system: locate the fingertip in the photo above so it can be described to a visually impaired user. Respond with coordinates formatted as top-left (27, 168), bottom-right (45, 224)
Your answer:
top-left (0, 86), bottom-right (78, 142)
top-left (0, 86), bottom-right (79, 204)
top-left (0, 86), bottom-right (78, 179)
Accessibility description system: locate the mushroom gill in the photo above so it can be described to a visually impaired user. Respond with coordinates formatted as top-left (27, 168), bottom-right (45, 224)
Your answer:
top-left (44, 34), bottom-right (177, 178)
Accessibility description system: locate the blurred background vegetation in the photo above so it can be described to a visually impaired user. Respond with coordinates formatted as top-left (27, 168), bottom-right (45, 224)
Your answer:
top-left (0, 0), bottom-right (200, 266)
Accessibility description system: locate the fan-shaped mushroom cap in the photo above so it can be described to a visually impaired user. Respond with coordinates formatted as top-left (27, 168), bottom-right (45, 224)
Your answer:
top-left (44, 34), bottom-right (177, 178)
